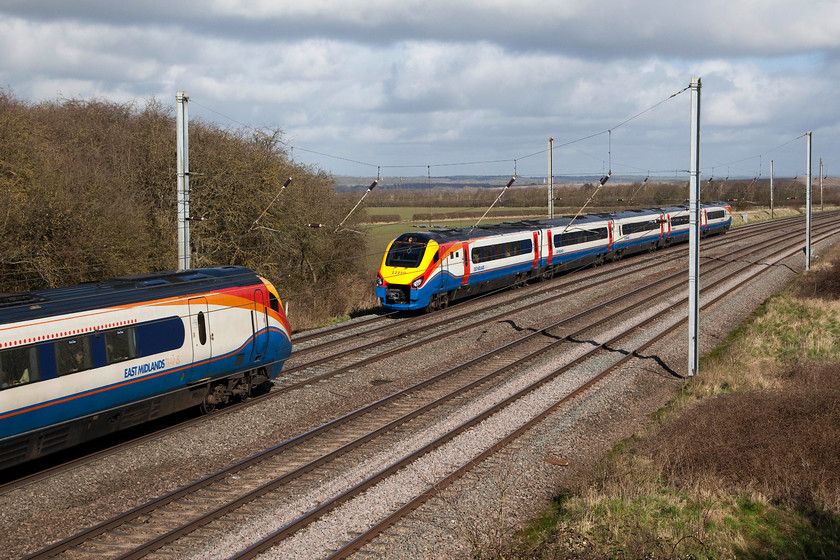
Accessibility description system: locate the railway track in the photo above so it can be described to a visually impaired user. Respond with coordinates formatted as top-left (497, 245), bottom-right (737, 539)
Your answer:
top-left (275, 212), bottom-right (821, 378)
top-left (2, 213), bottom-right (832, 493)
top-left (20, 212), bottom-right (839, 559)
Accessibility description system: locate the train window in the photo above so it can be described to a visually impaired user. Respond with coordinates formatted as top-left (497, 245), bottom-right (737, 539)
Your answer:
top-left (622, 220), bottom-right (659, 235)
top-left (197, 311), bottom-right (207, 345)
top-left (385, 234), bottom-right (428, 268)
top-left (55, 336), bottom-right (92, 376)
top-left (135, 316), bottom-right (186, 357)
top-left (522, 239), bottom-right (533, 254)
top-left (670, 216), bottom-right (689, 226)
top-left (269, 292), bottom-right (280, 313)
top-left (707, 210), bottom-right (725, 220)
top-left (554, 227), bottom-right (608, 247)
top-left (471, 239), bottom-right (532, 264)
top-left (105, 327), bottom-right (137, 364)
top-left (0, 346), bottom-right (40, 389)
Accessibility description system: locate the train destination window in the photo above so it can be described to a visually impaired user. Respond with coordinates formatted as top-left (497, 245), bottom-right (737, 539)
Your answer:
top-left (56, 336), bottom-right (92, 376)
top-left (105, 327), bottom-right (137, 364)
top-left (670, 215), bottom-right (689, 226)
top-left (0, 346), bottom-right (40, 389)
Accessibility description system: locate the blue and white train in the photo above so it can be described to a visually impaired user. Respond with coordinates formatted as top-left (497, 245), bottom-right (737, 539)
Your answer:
top-left (0, 266), bottom-right (292, 470)
top-left (376, 203), bottom-right (732, 312)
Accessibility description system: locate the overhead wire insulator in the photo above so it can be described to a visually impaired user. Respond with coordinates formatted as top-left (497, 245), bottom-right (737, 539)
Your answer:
top-left (248, 176), bottom-right (293, 233)
top-left (469, 176), bottom-right (516, 233)
top-left (336, 179), bottom-right (378, 231)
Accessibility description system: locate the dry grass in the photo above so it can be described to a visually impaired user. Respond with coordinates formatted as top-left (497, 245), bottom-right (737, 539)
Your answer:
top-left (651, 363), bottom-right (840, 513)
top-left (514, 242), bottom-right (840, 559)
top-left (729, 207), bottom-right (805, 228)
top-left (285, 273), bottom-right (378, 332)
top-left (646, 241), bottom-right (840, 516)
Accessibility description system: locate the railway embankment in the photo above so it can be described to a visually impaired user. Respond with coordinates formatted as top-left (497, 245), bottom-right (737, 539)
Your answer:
top-left (502, 236), bottom-right (840, 559)
top-left (2, 211), bottom-right (836, 559)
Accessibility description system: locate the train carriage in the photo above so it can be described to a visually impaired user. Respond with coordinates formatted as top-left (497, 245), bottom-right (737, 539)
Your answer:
top-left (660, 206), bottom-right (692, 245)
top-left (702, 204), bottom-right (732, 235)
top-left (0, 266), bottom-right (292, 470)
top-left (376, 203), bottom-right (732, 312)
top-left (610, 209), bottom-right (665, 257)
top-left (467, 228), bottom-right (539, 287)
top-left (542, 214), bottom-right (613, 272)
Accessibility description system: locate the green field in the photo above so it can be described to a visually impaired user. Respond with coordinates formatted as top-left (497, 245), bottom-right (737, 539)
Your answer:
top-left (363, 205), bottom-right (547, 221)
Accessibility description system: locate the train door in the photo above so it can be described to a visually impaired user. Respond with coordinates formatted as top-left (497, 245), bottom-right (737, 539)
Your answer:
top-left (462, 242), bottom-right (471, 285)
top-left (442, 246), bottom-right (465, 286)
top-left (252, 289), bottom-right (268, 361)
top-left (188, 297), bottom-right (213, 379)
top-left (546, 230), bottom-right (553, 265)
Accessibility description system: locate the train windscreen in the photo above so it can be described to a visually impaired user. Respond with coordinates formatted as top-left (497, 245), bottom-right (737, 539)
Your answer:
top-left (385, 234), bottom-right (430, 268)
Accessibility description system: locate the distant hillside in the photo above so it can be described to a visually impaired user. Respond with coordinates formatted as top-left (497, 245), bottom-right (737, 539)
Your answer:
top-left (333, 175), bottom-right (603, 190)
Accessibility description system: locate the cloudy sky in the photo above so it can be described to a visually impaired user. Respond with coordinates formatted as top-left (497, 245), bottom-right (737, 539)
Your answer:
top-left (2, 0), bottom-right (839, 181)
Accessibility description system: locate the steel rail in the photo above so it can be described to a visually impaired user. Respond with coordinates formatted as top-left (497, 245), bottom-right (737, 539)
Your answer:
top-left (321, 225), bottom-right (840, 559)
top-left (3, 213), bottom-right (816, 495)
top-left (15, 215), bottom-right (837, 559)
top-left (230, 223), bottom-right (840, 558)
top-left (109, 222), bottom-right (784, 558)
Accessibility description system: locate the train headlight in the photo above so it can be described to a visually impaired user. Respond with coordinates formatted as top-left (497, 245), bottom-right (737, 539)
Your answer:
top-left (411, 276), bottom-right (424, 288)
top-left (376, 274), bottom-right (384, 287)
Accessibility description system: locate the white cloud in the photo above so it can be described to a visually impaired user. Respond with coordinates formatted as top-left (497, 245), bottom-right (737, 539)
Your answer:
top-left (0, 1), bottom-right (839, 177)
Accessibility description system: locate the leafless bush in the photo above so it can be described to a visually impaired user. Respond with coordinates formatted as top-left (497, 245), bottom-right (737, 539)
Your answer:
top-left (646, 363), bottom-right (840, 514)
top-left (0, 89), bottom-right (368, 328)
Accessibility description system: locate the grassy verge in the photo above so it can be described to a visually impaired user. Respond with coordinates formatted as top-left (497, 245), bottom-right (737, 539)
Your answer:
top-left (508, 242), bottom-right (840, 559)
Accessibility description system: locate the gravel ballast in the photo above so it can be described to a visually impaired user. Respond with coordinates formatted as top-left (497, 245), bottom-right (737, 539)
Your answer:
top-left (0, 226), bottom-right (832, 560)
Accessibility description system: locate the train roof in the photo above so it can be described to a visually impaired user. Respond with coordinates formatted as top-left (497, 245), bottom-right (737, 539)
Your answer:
top-left (609, 208), bottom-right (667, 220)
top-left (401, 213), bottom-right (612, 243)
top-left (0, 265), bottom-right (262, 325)
top-left (394, 203), bottom-right (731, 244)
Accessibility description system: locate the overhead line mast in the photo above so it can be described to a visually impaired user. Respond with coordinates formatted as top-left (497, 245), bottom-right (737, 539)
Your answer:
top-left (687, 77), bottom-right (701, 378)
top-left (176, 91), bottom-right (190, 270)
